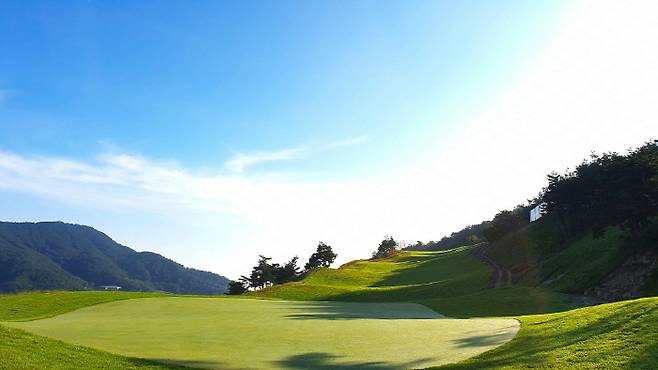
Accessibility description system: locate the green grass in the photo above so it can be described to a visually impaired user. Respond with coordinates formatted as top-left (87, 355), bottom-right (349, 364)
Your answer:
top-left (0, 325), bottom-right (181, 370)
top-left (437, 297), bottom-right (658, 369)
top-left (2, 247), bottom-right (656, 369)
top-left (0, 291), bottom-right (169, 321)
top-left (0, 291), bottom-right (182, 370)
top-left (4, 297), bottom-right (519, 369)
top-left (487, 219), bottom-right (633, 293)
top-left (255, 247), bottom-right (578, 317)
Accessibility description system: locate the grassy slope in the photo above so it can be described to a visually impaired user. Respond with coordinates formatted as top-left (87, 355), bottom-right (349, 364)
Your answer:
top-left (487, 217), bottom-right (637, 294)
top-left (254, 247), bottom-right (577, 317)
top-left (0, 291), bottom-right (181, 370)
top-left (0, 291), bottom-right (169, 321)
top-left (0, 325), bottom-right (182, 370)
top-left (255, 247), bottom-right (658, 369)
top-left (438, 297), bottom-right (658, 369)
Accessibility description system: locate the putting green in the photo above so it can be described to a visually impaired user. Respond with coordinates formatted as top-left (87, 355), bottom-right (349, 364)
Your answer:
top-left (4, 297), bottom-right (518, 369)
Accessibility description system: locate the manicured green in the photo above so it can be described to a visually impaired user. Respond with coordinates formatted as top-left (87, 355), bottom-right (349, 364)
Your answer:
top-left (437, 297), bottom-right (658, 369)
top-left (4, 297), bottom-right (520, 369)
top-left (255, 247), bottom-right (578, 317)
top-left (0, 291), bottom-right (168, 321)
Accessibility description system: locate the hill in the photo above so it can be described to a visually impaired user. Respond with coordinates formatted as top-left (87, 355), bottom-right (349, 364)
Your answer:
top-left (253, 247), bottom-right (578, 317)
top-left (0, 222), bottom-right (229, 295)
top-left (437, 297), bottom-right (658, 369)
top-left (481, 216), bottom-right (658, 301)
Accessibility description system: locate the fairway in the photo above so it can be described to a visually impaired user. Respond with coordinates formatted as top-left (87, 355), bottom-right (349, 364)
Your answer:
top-left (4, 297), bottom-right (518, 369)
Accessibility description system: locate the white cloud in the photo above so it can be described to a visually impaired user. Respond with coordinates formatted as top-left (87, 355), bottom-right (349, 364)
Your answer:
top-left (0, 1), bottom-right (656, 279)
top-left (224, 147), bottom-right (303, 173)
top-left (223, 136), bottom-right (367, 174)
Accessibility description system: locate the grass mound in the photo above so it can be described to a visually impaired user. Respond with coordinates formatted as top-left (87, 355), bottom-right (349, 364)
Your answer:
top-left (255, 247), bottom-right (577, 317)
top-left (438, 297), bottom-right (658, 369)
top-left (0, 291), bottom-right (167, 321)
top-left (4, 297), bottom-right (519, 369)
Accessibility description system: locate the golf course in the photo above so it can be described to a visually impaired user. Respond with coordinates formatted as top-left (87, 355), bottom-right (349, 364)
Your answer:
top-left (2, 247), bottom-right (657, 369)
top-left (2, 297), bottom-right (518, 369)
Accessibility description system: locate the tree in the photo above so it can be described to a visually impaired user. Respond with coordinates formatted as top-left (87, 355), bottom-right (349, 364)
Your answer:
top-left (273, 256), bottom-right (301, 284)
top-left (304, 242), bottom-right (337, 271)
top-left (226, 280), bottom-right (248, 295)
top-left (241, 255), bottom-right (275, 289)
top-left (483, 207), bottom-right (529, 244)
top-left (542, 141), bottom-right (658, 241)
top-left (372, 236), bottom-right (398, 259)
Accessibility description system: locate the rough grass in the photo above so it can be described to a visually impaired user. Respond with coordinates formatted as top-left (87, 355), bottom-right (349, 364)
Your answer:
top-left (4, 297), bottom-right (519, 369)
top-left (0, 325), bottom-right (181, 370)
top-left (437, 297), bottom-right (658, 369)
top-left (487, 219), bottom-right (633, 293)
top-left (0, 291), bottom-right (168, 321)
top-left (0, 291), bottom-right (181, 369)
top-left (255, 247), bottom-right (578, 317)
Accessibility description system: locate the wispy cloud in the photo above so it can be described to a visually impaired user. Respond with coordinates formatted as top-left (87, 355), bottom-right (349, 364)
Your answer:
top-left (222, 135), bottom-right (367, 174)
top-left (224, 147), bottom-right (304, 173)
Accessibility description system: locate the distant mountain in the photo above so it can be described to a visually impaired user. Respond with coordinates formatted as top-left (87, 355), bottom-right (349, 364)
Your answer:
top-left (0, 221), bottom-right (229, 294)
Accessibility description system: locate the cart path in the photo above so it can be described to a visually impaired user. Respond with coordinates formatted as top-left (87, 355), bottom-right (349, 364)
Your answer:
top-left (472, 243), bottom-right (512, 288)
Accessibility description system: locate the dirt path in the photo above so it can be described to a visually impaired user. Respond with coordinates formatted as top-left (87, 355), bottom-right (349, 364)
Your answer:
top-left (471, 243), bottom-right (512, 288)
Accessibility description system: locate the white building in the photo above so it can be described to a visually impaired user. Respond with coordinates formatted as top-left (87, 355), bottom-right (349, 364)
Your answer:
top-left (99, 285), bottom-right (122, 291)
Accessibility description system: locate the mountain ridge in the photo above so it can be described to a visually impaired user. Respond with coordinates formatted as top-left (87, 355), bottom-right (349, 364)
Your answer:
top-left (0, 221), bottom-right (228, 294)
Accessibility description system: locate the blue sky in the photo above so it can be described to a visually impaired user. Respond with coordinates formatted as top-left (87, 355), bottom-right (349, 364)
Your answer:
top-left (1, 1), bottom-right (655, 278)
top-left (1, 1), bottom-right (559, 173)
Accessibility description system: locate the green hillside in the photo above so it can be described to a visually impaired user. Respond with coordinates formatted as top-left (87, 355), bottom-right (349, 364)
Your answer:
top-left (439, 297), bottom-right (658, 369)
top-left (483, 216), bottom-right (658, 299)
top-left (0, 222), bottom-right (229, 294)
top-left (254, 247), bottom-right (577, 317)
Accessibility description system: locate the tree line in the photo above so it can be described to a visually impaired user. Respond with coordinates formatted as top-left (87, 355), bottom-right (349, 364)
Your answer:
top-left (403, 222), bottom-right (489, 251)
top-left (226, 242), bottom-right (337, 294)
top-left (484, 140), bottom-right (658, 245)
top-left (227, 236), bottom-right (404, 295)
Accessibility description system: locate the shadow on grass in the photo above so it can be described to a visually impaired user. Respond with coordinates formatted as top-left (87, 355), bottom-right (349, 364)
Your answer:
top-left (275, 352), bottom-right (437, 370)
top-left (282, 301), bottom-right (441, 320)
top-left (452, 331), bottom-right (517, 348)
top-left (150, 358), bottom-right (228, 369)
top-left (372, 248), bottom-right (475, 287)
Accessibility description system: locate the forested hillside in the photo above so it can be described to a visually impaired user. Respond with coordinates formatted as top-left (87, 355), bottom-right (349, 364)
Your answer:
top-left (402, 141), bottom-right (657, 301)
top-left (404, 221), bottom-right (489, 251)
top-left (478, 141), bottom-right (658, 300)
top-left (0, 222), bottom-right (229, 294)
